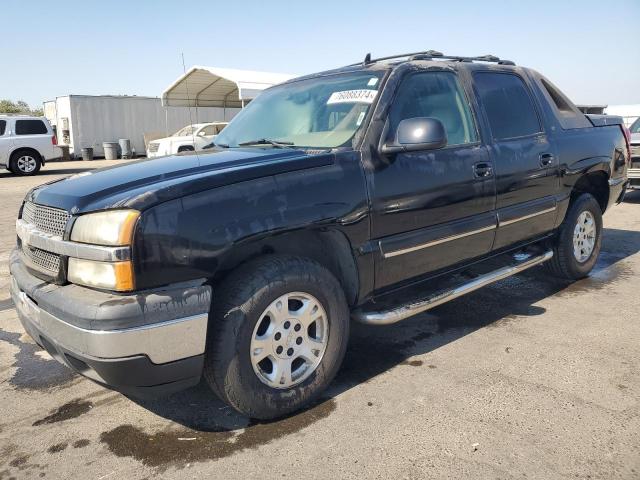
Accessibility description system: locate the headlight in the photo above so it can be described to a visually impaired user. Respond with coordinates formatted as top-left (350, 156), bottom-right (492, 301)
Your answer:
top-left (68, 258), bottom-right (134, 291)
top-left (71, 210), bottom-right (139, 246)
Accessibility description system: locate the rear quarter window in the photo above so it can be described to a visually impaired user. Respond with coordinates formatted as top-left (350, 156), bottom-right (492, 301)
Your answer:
top-left (537, 76), bottom-right (592, 129)
top-left (15, 119), bottom-right (48, 135)
top-left (0, 120), bottom-right (6, 136)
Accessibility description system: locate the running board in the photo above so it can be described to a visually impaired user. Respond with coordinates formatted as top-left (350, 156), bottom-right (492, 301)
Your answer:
top-left (352, 250), bottom-right (554, 326)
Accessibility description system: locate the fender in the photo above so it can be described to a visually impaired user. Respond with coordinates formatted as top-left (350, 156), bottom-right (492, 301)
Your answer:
top-left (561, 155), bottom-right (611, 187)
top-left (132, 150), bottom-right (371, 303)
top-left (554, 156), bottom-right (611, 228)
top-left (8, 145), bottom-right (45, 164)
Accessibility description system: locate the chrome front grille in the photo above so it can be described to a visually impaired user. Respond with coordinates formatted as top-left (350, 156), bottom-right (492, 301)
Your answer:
top-left (148, 142), bottom-right (159, 153)
top-left (22, 242), bottom-right (61, 274)
top-left (22, 202), bottom-right (69, 237)
top-left (631, 145), bottom-right (640, 159)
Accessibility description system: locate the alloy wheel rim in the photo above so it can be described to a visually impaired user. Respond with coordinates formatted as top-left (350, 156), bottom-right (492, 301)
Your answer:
top-left (573, 210), bottom-right (596, 262)
top-left (250, 292), bottom-right (329, 389)
top-left (17, 155), bottom-right (37, 173)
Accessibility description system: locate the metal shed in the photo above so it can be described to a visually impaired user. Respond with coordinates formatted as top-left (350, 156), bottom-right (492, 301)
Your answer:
top-left (162, 66), bottom-right (295, 108)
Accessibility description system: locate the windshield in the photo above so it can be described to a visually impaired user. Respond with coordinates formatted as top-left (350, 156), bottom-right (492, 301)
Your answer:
top-left (173, 125), bottom-right (198, 137)
top-left (630, 117), bottom-right (640, 134)
top-left (215, 71), bottom-right (385, 149)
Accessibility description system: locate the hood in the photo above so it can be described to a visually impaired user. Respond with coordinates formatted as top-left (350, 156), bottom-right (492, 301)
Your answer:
top-left (159, 135), bottom-right (195, 143)
top-left (28, 148), bottom-right (333, 213)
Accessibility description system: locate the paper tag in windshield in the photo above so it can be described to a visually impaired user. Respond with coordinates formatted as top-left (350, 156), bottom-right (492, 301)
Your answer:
top-left (327, 89), bottom-right (377, 105)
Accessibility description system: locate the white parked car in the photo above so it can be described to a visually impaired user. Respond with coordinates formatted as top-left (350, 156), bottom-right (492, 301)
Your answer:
top-left (0, 115), bottom-right (59, 175)
top-left (146, 122), bottom-right (228, 158)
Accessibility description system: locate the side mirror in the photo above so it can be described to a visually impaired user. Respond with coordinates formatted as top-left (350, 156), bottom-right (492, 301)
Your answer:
top-left (381, 117), bottom-right (447, 154)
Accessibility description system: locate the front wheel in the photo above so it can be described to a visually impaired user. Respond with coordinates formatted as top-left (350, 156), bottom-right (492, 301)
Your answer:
top-left (546, 193), bottom-right (602, 280)
top-left (204, 255), bottom-right (350, 419)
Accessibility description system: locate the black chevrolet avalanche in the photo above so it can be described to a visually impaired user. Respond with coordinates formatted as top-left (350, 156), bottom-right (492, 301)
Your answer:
top-left (11, 51), bottom-right (630, 419)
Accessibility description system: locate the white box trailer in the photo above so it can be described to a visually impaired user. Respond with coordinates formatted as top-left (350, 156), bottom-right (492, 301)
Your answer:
top-left (43, 95), bottom-right (239, 158)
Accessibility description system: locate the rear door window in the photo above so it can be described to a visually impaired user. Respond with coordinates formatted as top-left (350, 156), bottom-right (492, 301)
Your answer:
top-left (15, 119), bottom-right (48, 135)
top-left (0, 120), bottom-right (6, 136)
top-left (474, 72), bottom-right (541, 140)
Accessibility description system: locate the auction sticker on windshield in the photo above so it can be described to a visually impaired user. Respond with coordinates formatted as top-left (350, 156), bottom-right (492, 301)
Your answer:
top-left (327, 89), bottom-right (377, 104)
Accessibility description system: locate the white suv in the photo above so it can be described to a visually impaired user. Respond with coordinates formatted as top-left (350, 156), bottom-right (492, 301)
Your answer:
top-left (0, 115), bottom-right (59, 175)
top-left (146, 122), bottom-right (227, 158)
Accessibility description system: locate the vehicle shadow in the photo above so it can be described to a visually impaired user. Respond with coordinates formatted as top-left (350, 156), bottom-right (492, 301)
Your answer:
top-left (132, 227), bottom-right (640, 432)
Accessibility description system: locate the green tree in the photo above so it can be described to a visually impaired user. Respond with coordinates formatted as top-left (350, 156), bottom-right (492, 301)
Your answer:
top-left (0, 99), bottom-right (43, 116)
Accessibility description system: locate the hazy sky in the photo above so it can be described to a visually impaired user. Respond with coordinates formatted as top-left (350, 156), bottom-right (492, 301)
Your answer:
top-left (2, 0), bottom-right (639, 108)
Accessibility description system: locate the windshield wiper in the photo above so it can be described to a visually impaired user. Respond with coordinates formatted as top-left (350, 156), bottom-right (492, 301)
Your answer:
top-left (238, 138), bottom-right (295, 148)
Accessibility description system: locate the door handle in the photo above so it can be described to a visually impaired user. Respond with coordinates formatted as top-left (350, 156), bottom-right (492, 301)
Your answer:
top-left (473, 162), bottom-right (493, 178)
top-left (539, 153), bottom-right (555, 167)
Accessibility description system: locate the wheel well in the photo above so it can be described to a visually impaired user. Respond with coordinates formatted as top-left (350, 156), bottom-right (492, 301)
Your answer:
top-left (10, 148), bottom-right (42, 163)
top-left (177, 145), bottom-right (195, 152)
top-left (572, 171), bottom-right (609, 213)
top-left (212, 230), bottom-right (359, 306)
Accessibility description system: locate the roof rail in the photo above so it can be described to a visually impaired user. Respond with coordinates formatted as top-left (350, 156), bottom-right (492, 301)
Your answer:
top-left (356, 50), bottom-right (515, 66)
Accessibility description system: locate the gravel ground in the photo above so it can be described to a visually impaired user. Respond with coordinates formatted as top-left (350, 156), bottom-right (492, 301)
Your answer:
top-left (0, 161), bottom-right (639, 480)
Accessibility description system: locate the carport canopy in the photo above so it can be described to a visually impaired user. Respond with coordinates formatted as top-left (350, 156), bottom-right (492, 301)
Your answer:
top-left (162, 66), bottom-right (295, 108)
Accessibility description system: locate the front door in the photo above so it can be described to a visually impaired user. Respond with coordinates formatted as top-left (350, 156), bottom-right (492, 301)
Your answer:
top-left (367, 70), bottom-right (497, 290)
top-left (472, 71), bottom-right (560, 249)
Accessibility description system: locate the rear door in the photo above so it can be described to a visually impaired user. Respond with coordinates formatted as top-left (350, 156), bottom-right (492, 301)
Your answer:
top-left (367, 70), bottom-right (497, 290)
top-left (472, 71), bottom-right (559, 249)
top-left (14, 119), bottom-right (52, 159)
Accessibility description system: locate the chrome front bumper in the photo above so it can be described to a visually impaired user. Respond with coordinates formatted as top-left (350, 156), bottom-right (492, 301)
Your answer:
top-left (11, 276), bottom-right (208, 364)
top-left (9, 248), bottom-right (212, 396)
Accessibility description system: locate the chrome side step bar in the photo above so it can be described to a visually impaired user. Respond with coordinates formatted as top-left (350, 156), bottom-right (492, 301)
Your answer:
top-left (352, 250), bottom-right (553, 326)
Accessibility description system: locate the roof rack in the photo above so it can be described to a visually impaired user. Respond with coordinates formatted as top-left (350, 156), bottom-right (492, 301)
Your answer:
top-left (359, 50), bottom-right (515, 66)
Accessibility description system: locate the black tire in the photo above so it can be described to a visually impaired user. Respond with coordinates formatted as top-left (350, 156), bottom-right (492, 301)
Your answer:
top-left (203, 255), bottom-right (350, 419)
top-left (177, 146), bottom-right (195, 153)
top-left (9, 150), bottom-right (41, 176)
top-left (546, 193), bottom-right (602, 280)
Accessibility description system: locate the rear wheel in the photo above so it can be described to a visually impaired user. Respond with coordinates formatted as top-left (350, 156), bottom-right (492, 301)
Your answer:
top-left (10, 151), bottom-right (41, 176)
top-left (204, 255), bottom-right (349, 419)
top-left (546, 193), bottom-right (602, 280)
